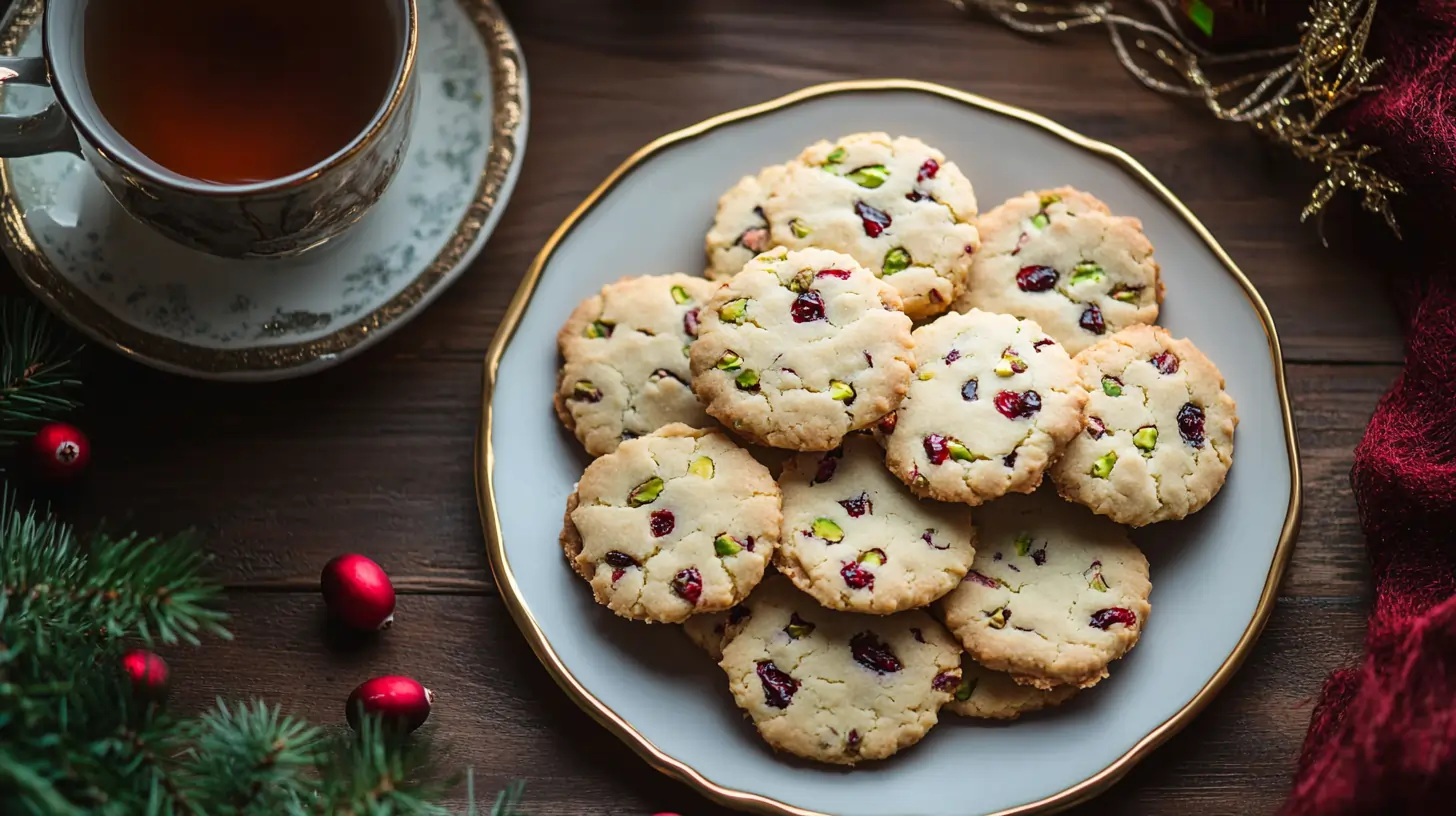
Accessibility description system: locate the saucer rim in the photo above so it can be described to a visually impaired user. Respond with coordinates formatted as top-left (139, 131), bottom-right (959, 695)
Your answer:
top-left (0, 0), bottom-right (528, 382)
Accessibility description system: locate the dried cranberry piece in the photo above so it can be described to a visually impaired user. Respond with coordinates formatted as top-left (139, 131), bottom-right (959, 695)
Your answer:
top-left (917, 159), bottom-right (940, 182)
top-left (854, 200), bottom-right (891, 238)
top-left (649, 510), bottom-right (675, 538)
top-left (812, 450), bottom-right (841, 484)
top-left (841, 561), bottom-right (874, 590)
top-left (604, 551), bottom-right (638, 569)
top-left (994, 390), bottom-right (1042, 419)
top-left (905, 191), bottom-right (927, 202)
top-left (911, 627), bottom-right (926, 643)
top-left (756, 660), bottom-right (799, 708)
top-left (964, 571), bottom-right (998, 588)
top-left (944, 349), bottom-right (961, 365)
top-left (672, 567), bottom-right (702, 604)
top-left (740, 227), bottom-right (770, 253)
top-left (729, 604), bottom-right (752, 624)
top-left (932, 671), bottom-right (962, 692)
top-left (651, 368), bottom-right (685, 384)
top-left (1090, 607), bottom-right (1138, 630)
top-left (1151, 352), bottom-right (1180, 375)
top-left (1031, 548), bottom-right (1047, 566)
top-left (1079, 304), bottom-right (1106, 335)
top-left (923, 434), bottom-right (950, 465)
top-left (683, 308), bottom-right (700, 338)
top-left (864, 351), bottom-right (874, 367)
top-left (922, 529), bottom-right (948, 550)
top-left (816, 268), bottom-right (852, 280)
top-left (1012, 232), bottom-right (1030, 256)
top-left (1032, 338), bottom-right (1055, 353)
top-left (847, 729), bottom-right (861, 751)
top-left (877, 412), bottom-right (898, 435)
top-left (964, 244), bottom-right (976, 255)
top-left (1087, 417), bottom-right (1108, 439)
top-left (961, 379), bottom-right (979, 402)
top-left (850, 632), bottom-right (903, 673)
top-left (839, 493), bottom-right (873, 517)
top-left (1003, 451), bottom-right (1018, 468)
top-left (611, 568), bottom-right (625, 583)
top-left (1016, 265), bottom-right (1059, 292)
top-left (743, 536), bottom-right (756, 552)
top-left (791, 291), bottom-right (826, 323)
top-left (1178, 403), bottom-right (1206, 448)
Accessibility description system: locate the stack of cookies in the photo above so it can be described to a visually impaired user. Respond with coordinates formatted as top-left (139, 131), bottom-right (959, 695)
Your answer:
top-left (554, 131), bottom-right (1238, 766)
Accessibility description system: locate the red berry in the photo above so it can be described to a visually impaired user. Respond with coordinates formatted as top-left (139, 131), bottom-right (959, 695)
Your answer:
top-left (917, 159), bottom-right (940, 181)
top-left (1178, 403), bottom-right (1206, 447)
top-left (816, 268), bottom-right (852, 280)
top-left (812, 451), bottom-right (840, 484)
top-left (346, 675), bottom-right (434, 732)
top-left (791, 291), bottom-right (826, 323)
top-left (120, 649), bottom-right (169, 702)
top-left (1087, 417), bottom-right (1108, 439)
top-left (923, 434), bottom-right (950, 465)
top-left (944, 349), bottom-right (960, 364)
top-left (29, 422), bottom-right (90, 483)
top-left (1016, 265), bottom-right (1059, 292)
top-left (838, 493), bottom-right (872, 517)
top-left (850, 632), bottom-right (902, 673)
top-left (876, 412), bottom-right (898, 435)
top-left (649, 509), bottom-right (675, 538)
top-left (994, 390), bottom-right (1042, 419)
top-left (841, 561), bottom-right (875, 590)
top-left (1151, 352), bottom-right (1180, 375)
top-left (854, 200), bottom-right (891, 237)
top-left (932, 670), bottom-right (962, 692)
top-left (683, 308), bottom-right (700, 338)
top-left (1089, 607), bottom-right (1138, 630)
top-left (964, 571), bottom-right (998, 588)
top-left (756, 660), bottom-right (799, 708)
top-left (672, 568), bottom-right (702, 605)
top-left (1079, 304), bottom-right (1106, 335)
top-left (321, 554), bottom-right (396, 631)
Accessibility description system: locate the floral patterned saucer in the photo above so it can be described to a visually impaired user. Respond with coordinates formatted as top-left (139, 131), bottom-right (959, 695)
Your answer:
top-left (0, 0), bottom-right (527, 380)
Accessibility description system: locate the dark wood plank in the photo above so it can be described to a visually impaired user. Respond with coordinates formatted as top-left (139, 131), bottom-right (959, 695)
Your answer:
top-left (163, 593), bottom-right (1367, 815)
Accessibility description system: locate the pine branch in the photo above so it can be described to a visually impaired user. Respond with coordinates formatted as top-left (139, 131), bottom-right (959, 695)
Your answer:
top-left (178, 699), bottom-right (325, 815)
top-left (0, 298), bottom-right (81, 443)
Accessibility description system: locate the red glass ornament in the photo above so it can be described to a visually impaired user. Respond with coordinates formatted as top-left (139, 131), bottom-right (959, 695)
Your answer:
top-left (30, 422), bottom-right (90, 483)
top-left (321, 554), bottom-right (396, 630)
top-left (120, 649), bottom-right (170, 702)
top-left (346, 675), bottom-right (434, 732)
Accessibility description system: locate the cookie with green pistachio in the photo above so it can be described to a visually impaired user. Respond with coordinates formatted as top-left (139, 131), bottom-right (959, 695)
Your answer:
top-left (555, 274), bottom-right (719, 456)
top-left (689, 247), bottom-right (915, 451)
top-left (705, 164), bottom-right (789, 281)
top-left (944, 655), bottom-right (1079, 720)
top-left (955, 187), bottom-right (1162, 354)
top-left (762, 132), bottom-right (980, 320)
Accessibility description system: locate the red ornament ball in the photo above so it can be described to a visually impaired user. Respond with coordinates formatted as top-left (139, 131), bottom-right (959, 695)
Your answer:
top-left (30, 422), bottom-right (90, 483)
top-left (346, 675), bottom-right (434, 732)
top-left (119, 649), bottom-right (170, 702)
top-left (321, 553), bottom-right (396, 630)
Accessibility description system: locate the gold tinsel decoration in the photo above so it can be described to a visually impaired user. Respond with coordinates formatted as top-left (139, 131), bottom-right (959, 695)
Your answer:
top-left (947, 0), bottom-right (1403, 235)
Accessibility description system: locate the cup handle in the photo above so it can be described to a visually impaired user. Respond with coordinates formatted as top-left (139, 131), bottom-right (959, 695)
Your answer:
top-left (0, 56), bottom-right (81, 157)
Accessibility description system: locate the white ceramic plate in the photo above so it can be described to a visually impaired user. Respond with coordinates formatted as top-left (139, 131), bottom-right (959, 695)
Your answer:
top-left (478, 80), bottom-right (1300, 816)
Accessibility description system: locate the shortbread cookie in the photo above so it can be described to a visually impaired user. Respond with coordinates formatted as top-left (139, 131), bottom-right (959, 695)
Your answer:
top-left (705, 164), bottom-right (788, 281)
top-left (556, 274), bottom-right (719, 456)
top-left (945, 656), bottom-right (1079, 720)
top-left (762, 133), bottom-right (980, 320)
top-left (883, 309), bottom-right (1087, 505)
top-left (776, 435), bottom-right (976, 614)
top-left (690, 248), bottom-right (915, 451)
top-left (955, 188), bottom-right (1162, 355)
top-left (683, 600), bottom-right (756, 662)
top-left (720, 575), bottom-right (962, 765)
top-left (1051, 325), bottom-right (1237, 526)
top-left (561, 424), bottom-right (781, 623)
top-left (938, 490), bottom-right (1150, 690)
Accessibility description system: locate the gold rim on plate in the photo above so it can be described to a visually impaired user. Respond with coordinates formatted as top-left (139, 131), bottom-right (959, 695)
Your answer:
top-left (0, 0), bottom-right (525, 377)
top-left (475, 78), bottom-right (1303, 816)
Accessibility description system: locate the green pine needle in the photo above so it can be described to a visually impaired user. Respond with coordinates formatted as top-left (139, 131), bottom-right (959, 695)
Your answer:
top-left (0, 298), bottom-right (81, 443)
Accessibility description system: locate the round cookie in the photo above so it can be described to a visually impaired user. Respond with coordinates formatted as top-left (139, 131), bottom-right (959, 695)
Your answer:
top-left (882, 308), bottom-right (1088, 505)
top-left (689, 247), bottom-right (915, 451)
top-left (1050, 325), bottom-right (1237, 526)
top-left (938, 489), bottom-right (1151, 690)
top-left (705, 164), bottom-right (788, 281)
top-left (762, 132), bottom-right (980, 320)
top-left (776, 435), bottom-right (977, 614)
top-left (561, 424), bottom-right (781, 623)
top-left (945, 656), bottom-right (1079, 720)
top-left (955, 187), bottom-right (1162, 355)
top-left (556, 274), bottom-right (719, 456)
top-left (720, 575), bottom-right (962, 765)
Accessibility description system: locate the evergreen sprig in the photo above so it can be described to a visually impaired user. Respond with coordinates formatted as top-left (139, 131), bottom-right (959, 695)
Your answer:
top-left (0, 298), bottom-right (81, 443)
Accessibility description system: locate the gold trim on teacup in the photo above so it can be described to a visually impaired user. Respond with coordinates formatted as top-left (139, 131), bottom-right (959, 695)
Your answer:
top-left (475, 79), bottom-right (1303, 816)
top-left (0, 0), bottom-right (525, 376)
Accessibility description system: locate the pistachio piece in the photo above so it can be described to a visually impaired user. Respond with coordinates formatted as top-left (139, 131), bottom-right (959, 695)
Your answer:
top-left (689, 456), bottom-right (715, 479)
top-left (1014, 532), bottom-right (1032, 557)
top-left (1101, 376), bottom-right (1123, 397)
top-left (987, 607), bottom-right (1010, 629)
top-left (716, 351), bottom-right (742, 371)
top-left (584, 320), bottom-right (613, 339)
top-left (789, 218), bottom-right (811, 238)
top-left (1111, 286), bottom-right (1141, 303)
top-left (1030, 213), bottom-right (1050, 230)
top-left (571, 381), bottom-right (602, 403)
top-left (670, 285), bottom-right (691, 304)
top-left (954, 677), bottom-right (978, 702)
top-left (857, 548), bottom-right (887, 566)
top-left (785, 613), bottom-right (816, 639)
top-left (735, 369), bottom-right (760, 390)
top-left (1039, 193), bottom-right (1062, 208)
top-left (882, 247), bottom-right (911, 276)
top-left (788, 269), bottom-right (813, 293)
top-left (1133, 426), bottom-right (1158, 452)
top-left (628, 476), bottom-right (665, 507)
top-left (829, 380), bottom-right (856, 403)
top-left (1069, 262), bottom-right (1105, 286)
top-left (946, 440), bottom-right (980, 462)
top-left (825, 146), bottom-right (846, 165)
top-left (846, 164), bottom-right (889, 189)
top-left (812, 517), bottom-right (844, 542)
top-left (918, 371), bottom-right (935, 381)
top-left (1088, 562), bottom-right (1109, 592)
top-left (1090, 450), bottom-right (1118, 479)
top-left (994, 359), bottom-right (1016, 377)
top-left (714, 534), bottom-right (743, 557)
top-left (718, 298), bottom-right (749, 324)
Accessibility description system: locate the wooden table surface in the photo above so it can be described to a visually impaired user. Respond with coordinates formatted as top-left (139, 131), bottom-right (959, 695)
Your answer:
top-left (36, 0), bottom-right (1403, 813)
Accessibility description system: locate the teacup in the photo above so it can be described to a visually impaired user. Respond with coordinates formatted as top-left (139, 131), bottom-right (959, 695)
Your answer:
top-left (0, 0), bottom-right (418, 259)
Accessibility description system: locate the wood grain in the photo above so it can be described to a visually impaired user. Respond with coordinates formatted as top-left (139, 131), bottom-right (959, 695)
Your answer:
top-left (6, 0), bottom-right (1406, 811)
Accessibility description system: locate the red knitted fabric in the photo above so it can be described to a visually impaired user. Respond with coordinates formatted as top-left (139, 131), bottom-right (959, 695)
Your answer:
top-left (1282, 1), bottom-right (1456, 813)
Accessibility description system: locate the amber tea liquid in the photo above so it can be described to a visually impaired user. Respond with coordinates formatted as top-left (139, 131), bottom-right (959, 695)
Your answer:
top-left (84, 0), bottom-right (400, 185)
